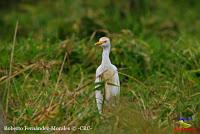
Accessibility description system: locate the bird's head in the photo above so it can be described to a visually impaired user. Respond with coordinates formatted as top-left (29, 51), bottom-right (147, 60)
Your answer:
top-left (95, 37), bottom-right (110, 48)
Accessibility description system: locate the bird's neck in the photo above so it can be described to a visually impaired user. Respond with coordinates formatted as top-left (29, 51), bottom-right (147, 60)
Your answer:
top-left (101, 47), bottom-right (111, 65)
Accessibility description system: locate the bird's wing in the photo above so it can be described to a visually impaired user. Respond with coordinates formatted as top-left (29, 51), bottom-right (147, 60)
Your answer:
top-left (110, 65), bottom-right (120, 96)
top-left (95, 65), bottom-right (103, 78)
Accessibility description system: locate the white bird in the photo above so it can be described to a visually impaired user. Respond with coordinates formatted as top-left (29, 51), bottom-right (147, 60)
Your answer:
top-left (95, 37), bottom-right (120, 114)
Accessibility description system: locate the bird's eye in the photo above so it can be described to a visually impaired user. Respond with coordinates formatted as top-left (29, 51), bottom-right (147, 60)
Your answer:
top-left (103, 40), bottom-right (107, 43)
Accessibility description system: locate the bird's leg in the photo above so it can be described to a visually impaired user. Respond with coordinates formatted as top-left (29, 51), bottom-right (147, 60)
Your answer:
top-left (95, 77), bottom-right (103, 114)
top-left (95, 90), bottom-right (103, 114)
top-left (112, 95), bottom-right (120, 106)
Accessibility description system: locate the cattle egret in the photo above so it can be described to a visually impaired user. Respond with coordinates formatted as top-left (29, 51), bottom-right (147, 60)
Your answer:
top-left (95, 37), bottom-right (120, 114)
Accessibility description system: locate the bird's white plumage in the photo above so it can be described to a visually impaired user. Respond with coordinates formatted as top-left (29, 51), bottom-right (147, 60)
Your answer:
top-left (95, 37), bottom-right (120, 114)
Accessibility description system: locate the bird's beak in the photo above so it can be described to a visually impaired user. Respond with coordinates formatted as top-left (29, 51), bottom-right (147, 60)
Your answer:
top-left (95, 41), bottom-right (104, 46)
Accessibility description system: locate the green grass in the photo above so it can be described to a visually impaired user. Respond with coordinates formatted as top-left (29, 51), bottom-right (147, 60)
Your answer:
top-left (0, 0), bottom-right (200, 134)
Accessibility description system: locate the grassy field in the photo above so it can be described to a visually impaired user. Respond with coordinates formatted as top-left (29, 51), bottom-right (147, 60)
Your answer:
top-left (0, 0), bottom-right (200, 134)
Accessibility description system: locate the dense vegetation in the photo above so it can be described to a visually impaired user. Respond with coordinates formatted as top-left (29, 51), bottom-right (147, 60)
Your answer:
top-left (0, 0), bottom-right (200, 133)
